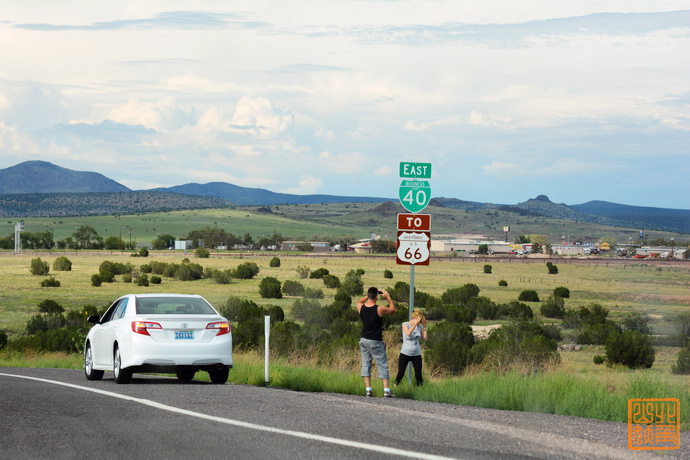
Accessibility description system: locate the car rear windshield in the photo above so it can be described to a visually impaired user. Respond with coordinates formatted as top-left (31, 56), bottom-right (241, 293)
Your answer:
top-left (135, 297), bottom-right (217, 315)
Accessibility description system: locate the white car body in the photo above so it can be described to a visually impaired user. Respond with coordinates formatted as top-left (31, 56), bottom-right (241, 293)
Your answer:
top-left (84, 294), bottom-right (232, 384)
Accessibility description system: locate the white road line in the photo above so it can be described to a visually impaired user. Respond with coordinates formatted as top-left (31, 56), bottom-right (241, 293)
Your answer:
top-left (1, 373), bottom-right (454, 460)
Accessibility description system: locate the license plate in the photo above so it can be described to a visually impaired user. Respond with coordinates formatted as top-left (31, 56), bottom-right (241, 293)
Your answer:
top-left (175, 330), bottom-right (193, 340)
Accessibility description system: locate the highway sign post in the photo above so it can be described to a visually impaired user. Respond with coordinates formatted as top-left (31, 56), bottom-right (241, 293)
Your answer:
top-left (397, 164), bottom-right (433, 384)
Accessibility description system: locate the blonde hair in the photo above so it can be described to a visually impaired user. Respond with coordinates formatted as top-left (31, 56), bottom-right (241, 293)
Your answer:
top-left (411, 309), bottom-right (425, 321)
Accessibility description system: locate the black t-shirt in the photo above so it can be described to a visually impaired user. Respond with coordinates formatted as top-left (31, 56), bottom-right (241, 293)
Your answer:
top-left (360, 304), bottom-right (383, 341)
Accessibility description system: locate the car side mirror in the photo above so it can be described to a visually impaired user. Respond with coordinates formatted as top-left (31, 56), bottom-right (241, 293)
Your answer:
top-left (87, 314), bottom-right (100, 324)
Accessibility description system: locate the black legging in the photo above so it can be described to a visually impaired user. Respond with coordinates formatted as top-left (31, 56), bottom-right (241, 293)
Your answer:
top-left (395, 353), bottom-right (423, 386)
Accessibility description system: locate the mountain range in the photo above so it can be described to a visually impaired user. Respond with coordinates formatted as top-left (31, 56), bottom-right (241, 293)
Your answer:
top-left (0, 161), bottom-right (688, 233)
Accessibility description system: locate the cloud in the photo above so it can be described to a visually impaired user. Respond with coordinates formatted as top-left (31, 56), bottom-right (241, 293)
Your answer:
top-left (57, 120), bottom-right (155, 140)
top-left (225, 96), bottom-right (294, 137)
top-left (15, 11), bottom-right (268, 31)
top-left (281, 173), bottom-right (323, 195)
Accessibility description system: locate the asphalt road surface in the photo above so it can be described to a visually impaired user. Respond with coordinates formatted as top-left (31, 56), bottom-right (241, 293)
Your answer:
top-left (1, 368), bottom-right (686, 459)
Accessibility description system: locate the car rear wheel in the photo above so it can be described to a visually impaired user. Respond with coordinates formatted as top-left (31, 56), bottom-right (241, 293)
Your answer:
top-left (113, 345), bottom-right (132, 384)
top-left (208, 368), bottom-right (229, 384)
top-left (176, 369), bottom-right (196, 382)
top-left (84, 343), bottom-right (104, 381)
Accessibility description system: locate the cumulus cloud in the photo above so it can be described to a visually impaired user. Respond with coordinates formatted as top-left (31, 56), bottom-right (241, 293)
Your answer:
top-left (226, 96), bottom-right (294, 137)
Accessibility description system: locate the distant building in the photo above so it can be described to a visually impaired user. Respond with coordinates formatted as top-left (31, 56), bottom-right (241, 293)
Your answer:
top-left (430, 239), bottom-right (512, 254)
top-left (281, 241), bottom-right (331, 253)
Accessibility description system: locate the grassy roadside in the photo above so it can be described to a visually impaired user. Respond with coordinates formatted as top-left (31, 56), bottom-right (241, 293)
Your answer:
top-left (3, 350), bottom-right (687, 430)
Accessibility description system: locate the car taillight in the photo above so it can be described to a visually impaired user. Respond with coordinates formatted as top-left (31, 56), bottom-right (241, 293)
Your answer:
top-left (131, 321), bottom-right (162, 336)
top-left (206, 321), bottom-right (230, 336)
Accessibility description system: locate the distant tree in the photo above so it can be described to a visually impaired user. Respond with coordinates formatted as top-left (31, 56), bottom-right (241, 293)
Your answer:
top-left (477, 244), bottom-right (489, 255)
top-left (104, 236), bottom-right (125, 250)
top-left (73, 225), bottom-right (103, 249)
top-left (30, 258), bottom-right (50, 276)
top-left (153, 234), bottom-right (176, 250)
top-left (52, 256), bottom-right (72, 272)
top-left (515, 235), bottom-right (530, 244)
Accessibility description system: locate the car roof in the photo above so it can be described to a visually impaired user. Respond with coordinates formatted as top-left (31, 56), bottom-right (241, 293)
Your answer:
top-left (130, 294), bottom-right (205, 300)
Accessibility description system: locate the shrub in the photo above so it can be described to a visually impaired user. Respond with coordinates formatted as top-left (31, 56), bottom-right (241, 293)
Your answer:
top-left (304, 288), bottom-right (324, 299)
top-left (41, 277), bottom-right (61, 288)
top-left (140, 264), bottom-right (152, 274)
top-left (322, 274), bottom-right (341, 289)
top-left (553, 286), bottom-right (570, 298)
top-left (219, 296), bottom-right (244, 321)
top-left (91, 274), bottom-right (102, 287)
top-left (502, 301), bottom-right (534, 320)
top-left (136, 274), bottom-right (149, 287)
top-left (425, 322), bottom-right (475, 374)
top-left (38, 300), bottom-right (64, 314)
top-left (443, 305), bottom-right (477, 324)
top-left (99, 270), bottom-right (115, 283)
top-left (30, 258), bottom-right (50, 276)
top-left (139, 247), bottom-right (149, 257)
top-left (211, 269), bottom-right (232, 285)
top-left (195, 247), bottom-right (210, 258)
top-left (266, 305), bottom-right (285, 323)
top-left (175, 263), bottom-right (204, 281)
top-left (441, 284), bottom-right (480, 305)
top-left (383, 269), bottom-right (393, 279)
top-left (483, 264), bottom-right (492, 274)
top-left (0, 331), bottom-right (7, 350)
top-left (477, 300), bottom-right (498, 320)
top-left (593, 355), bottom-right (605, 365)
top-left (233, 262), bottom-right (260, 280)
top-left (675, 312), bottom-right (690, 337)
top-left (340, 274), bottom-right (364, 297)
top-left (309, 268), bottom-right (329, 279)
top-left (671, 344), bottom-right (690, 374)
top-left (150, 275), bottom-right (162, 285)
top-left (498, 280), bottom-right (508, 287)
top-left (282, 280), bottom-right (305, 297)
top-left (99, 260), bottom-right (133, 276)
top-left (52, 256), bottom-right (72, 271)
top-left (546, 261), bottom-right (558, 274)
top-left (296, 265), bottom-right (311, 279)
top-left (269, 256), bottom-right (281, 267)
top-left (259, 277), bottom-right (282, 299)
top-left (540, 295), bottom-right (565, 319)
top-left (621, 312), bottom-right (652, 335)
top-left (605, 330), bottom-right (655, 369)
top-left (518, 289), bottom-right (540, 302)
top-left (122, 273), bottom-right (132, 283)
top-left (292, 299), bottom-right (322, 320)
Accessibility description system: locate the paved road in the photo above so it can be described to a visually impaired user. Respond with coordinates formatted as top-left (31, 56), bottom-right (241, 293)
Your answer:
top-left (0, 368), bottom-right (686, 459)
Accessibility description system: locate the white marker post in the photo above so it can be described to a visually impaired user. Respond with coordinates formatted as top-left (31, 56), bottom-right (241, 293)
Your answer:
top-left (265, 315), bottom-right (270, 387)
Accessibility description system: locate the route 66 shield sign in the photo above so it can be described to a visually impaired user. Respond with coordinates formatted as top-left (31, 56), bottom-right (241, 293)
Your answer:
top-left (396, 231), bottom-right (430, 265)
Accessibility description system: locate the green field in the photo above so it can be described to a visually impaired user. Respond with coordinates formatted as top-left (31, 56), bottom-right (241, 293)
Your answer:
top-left (1, 202), bottom-right (686, 246)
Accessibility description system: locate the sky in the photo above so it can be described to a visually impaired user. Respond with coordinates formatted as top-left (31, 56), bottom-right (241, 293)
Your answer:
top-left (0, 1), bottom-right (688, 209)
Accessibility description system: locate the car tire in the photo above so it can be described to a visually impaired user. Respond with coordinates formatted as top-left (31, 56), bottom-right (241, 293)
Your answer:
top-left (176, 369), bottom-right (196, 382)
top-left (113, 345), bottom-right (132, 384)
top-left (84, 342), bottom-right (104, 381)
top-left (208, 368), bottom-right (229, 384)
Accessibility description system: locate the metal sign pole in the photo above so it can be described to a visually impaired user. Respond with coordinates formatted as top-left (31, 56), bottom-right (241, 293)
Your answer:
top-left (408, 265), bottom-right (414, 385)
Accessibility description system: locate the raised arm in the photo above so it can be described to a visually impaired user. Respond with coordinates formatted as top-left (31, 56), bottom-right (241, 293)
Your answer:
top-left (377, 290), bottom-right (396, 316)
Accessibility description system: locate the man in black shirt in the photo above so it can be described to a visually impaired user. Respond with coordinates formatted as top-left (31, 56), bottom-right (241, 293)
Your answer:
top-left (356, 287), bottom-right (396, 397)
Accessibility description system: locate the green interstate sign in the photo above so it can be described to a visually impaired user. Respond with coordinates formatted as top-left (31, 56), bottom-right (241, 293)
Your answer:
top-left (399, 162), bottom-right (432, 179)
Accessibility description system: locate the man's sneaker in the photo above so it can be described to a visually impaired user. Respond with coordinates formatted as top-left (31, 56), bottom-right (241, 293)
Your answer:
top-left (383, 390), bottom-right (396, 398)
top-left (365, 390), bottom-right (373, 397)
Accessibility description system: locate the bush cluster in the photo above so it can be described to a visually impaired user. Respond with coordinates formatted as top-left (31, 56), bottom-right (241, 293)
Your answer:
top-left (540, 295), bottom-right (565, 319)
top-left (309, 268), bottom-right (329, 279)
top-left (195, 247), bottom-right (210, 258)
top-left (269, 257), bottom-right (281, 267)
top-left (30, 258), bottom-right (50, 276)
top-left (282, 280), bottom-right (305, 297)
top-left (233, 262), bottom-right (260, 280)
top-left (518, 289), bottom-right (540, 302)
top-left (52, 256), bottom-right (72, 272)
top-left (605, 330), bottom-right (655, 369)
top-left (40, 277), bottom-right (61, 288)
top-left (546, 262), bottom-right (558, 275)
top-left (259, 277), bottom-right (282, 299)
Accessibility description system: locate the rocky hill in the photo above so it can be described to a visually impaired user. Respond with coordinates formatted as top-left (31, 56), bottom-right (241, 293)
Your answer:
top-left (0, 161), bottom-right (130, 194)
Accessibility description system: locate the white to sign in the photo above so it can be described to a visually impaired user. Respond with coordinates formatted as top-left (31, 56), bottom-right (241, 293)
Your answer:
top-left (396, 231), bottom-right (430, 266)
top-left (399, 180), bottom-right (431, 213)
top-left (397, 213), bottom-right (431, 231)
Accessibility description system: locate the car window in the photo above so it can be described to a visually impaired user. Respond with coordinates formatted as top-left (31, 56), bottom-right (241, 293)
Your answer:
top-left (100, 299), bottom-right (121, 323)
top-left (136, 297), bottom-right (216, 315)
top-left (112, 298), bottom-right (129, 320)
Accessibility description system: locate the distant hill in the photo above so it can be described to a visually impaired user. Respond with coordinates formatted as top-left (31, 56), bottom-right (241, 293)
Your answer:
top-left (0, 161), bottom-right (130, 194)
top-left (572, 201), bottom-right (690, 234)
top-left (0, 161), bottom-right (687, 233)
top-left (147, 182), bottom-right (390, 206)
top-left (0, 192), bottom-right (233, 218)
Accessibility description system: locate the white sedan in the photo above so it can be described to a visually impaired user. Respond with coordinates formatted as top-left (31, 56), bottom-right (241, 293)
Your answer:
top-left (84, 294), bottom-right (232, 384)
